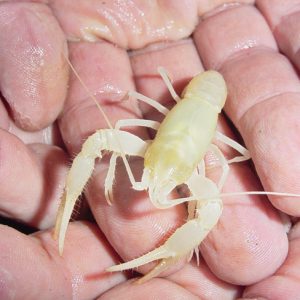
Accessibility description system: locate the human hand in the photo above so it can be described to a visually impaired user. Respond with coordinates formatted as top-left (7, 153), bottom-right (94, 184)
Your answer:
top-left (0, 1), bottom-right (300, 299)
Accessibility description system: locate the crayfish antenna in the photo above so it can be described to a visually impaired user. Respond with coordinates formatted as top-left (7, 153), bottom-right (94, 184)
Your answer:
top-left (218, 191), bottom-right (300, 198)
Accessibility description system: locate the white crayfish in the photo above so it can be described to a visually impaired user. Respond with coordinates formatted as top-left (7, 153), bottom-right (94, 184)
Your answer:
top-left (54, 63), bottom-right (299, 283)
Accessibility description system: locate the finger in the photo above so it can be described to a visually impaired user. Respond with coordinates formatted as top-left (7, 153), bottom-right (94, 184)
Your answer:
top-left (0, 221), bottom-right (125, 300)
top-left (257, 0), bottom-right (300, 70)
top-left (0, 129), bottom-right (68, 229)
top-left (98, 278), bottom-right (200, 300)
top-left (194, 4), bottom-right (300, 216)
top-left (242, 221), bottom-right (300, 299)
top-left (49, 0), bottom-right (198, 49)
top-left (131, 38), bottom-right (203, 121)
top-left (131, 38), bottom-right (289, 285)
top-left (8, 122), bottom-right (62, 146)
top-left (197, 0), bottom-right (255, 16)
top-left (0, 2), bottom-right (68, 131)
top-left (0, 96), bottom-right (63, 146)
top-left (58, 41), bottom-right (187, 278)
top-left (58, 41), bottom-right (144, 154)
top-left (0, 98), bottom-right (9, 130)
top-left (168, 260), bottom-right (242, 299)
top-left (202, 134), bottom-right (288, 285)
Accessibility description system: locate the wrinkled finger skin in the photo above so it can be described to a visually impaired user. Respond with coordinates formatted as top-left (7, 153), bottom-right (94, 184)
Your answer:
top-left (0, 1), bottom-right (70, 230)
top-left (193, 1), bottom-right (300, 297)
top-left (257, 0), bottom-right (300, 70)
top-left (0, 222), bottom-right (126, 300)
top-left (0, 129), bottom-right (68, 229)
top-left (194, 3), bottom-right (300, 216)
top-left (243, 221), bottom-right (300, 300)
top-left (0, 2), bottom-right (69, 131)
top-left (50, 0), bottom-right (199, 49)
top-left (1, 0), bottom-right (300, 299)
